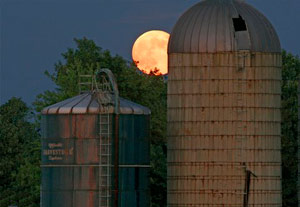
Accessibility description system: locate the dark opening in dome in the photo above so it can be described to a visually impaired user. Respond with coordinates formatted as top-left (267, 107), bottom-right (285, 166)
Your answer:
top-left (168, 0), bottom-right (281, 53)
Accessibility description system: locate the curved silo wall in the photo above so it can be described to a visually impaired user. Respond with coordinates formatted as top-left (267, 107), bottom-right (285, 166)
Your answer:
top-left (41, 114), bottom-right (104, 207)
top-left (41, 113), bottom-right (150, 207)
top-left (117, 115), bottom-right (150, 207)
top-left (167, 52), bottom-right (282, 206)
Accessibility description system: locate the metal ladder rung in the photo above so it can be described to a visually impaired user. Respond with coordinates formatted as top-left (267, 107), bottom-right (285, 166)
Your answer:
top-left (79, 82), bottom-right (92, 85)
top-left (79, 75), bottom-right (92, 77)
top-left (100, 174), bottom-right (111, 177)
top-left (99, 112), bottom-right (111, 207)
top-left (99, 186), bottom-right (111, 189)
top-left (101, 154), bottom-right (111, 156)
top-left (99, 185), bottom-right (111, 188)
top-left (100, 133), bottom-right (110, 136)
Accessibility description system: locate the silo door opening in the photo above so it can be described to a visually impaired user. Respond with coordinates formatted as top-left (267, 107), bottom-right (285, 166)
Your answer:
top-left (233, 15), bottom-right (251, 50)
top-left (232, 15), bottom-right (247, 32)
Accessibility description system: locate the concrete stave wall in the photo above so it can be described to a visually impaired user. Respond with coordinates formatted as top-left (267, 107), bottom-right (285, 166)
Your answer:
top-left (167, 52), bottom-right (282, 206)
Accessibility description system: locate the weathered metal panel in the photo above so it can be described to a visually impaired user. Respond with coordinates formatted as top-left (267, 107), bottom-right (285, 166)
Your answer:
top-left (42, 111), bottom-right (150, 207)
top-left (41, 114), bottom-right (102, 207)
top-left (42, 94), bottom-right (86, 114)
top-left (168, 0), bottom-right (281, 54)
top-left (117, 168), bottom-right (150, 207)
top-left (167, 52), bottom-right (282, 206)
top-left (116, 114), bottom-right (150, 206)
top-left (118, 115), bottom-right (150, 165)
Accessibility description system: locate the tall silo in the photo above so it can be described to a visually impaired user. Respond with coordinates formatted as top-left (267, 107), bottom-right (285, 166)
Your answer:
top-left (41, 69), bottom-right (150, 207)
top-left (167, 0), bottom-right (282, 206)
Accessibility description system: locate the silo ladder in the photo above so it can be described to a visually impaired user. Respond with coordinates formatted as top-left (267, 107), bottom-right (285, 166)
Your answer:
top-left (99, 112), bottom-right (112, 207)
top-left (78, 74), bottom-right (93, 94)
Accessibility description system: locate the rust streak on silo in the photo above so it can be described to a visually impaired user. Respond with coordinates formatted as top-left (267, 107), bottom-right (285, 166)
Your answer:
top-left (41, 92), bottom-right (151, 207)
top-left (167, 0), bottom-right (282, 206)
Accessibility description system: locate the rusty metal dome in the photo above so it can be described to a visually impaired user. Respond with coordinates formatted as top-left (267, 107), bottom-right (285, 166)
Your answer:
top-left (168, 0), bottom-right (281, 53)
top-left (41, 92), bottom-right (151, 115)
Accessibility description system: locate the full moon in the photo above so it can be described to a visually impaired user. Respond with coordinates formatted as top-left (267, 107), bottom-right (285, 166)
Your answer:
top-left (132, 30), bottom-right (170, 75)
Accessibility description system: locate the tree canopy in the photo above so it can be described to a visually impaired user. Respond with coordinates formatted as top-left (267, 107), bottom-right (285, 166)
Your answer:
top-left (1, 37), bottom-right (299, 207)
top-left (281, 50), bottom-right (300, 207)
top-left (0, 98), bottom-right (40, 207)
top-left (34, 38), bottom-right (167, 144)
top-left (33, 37), bottom-right (167, 206)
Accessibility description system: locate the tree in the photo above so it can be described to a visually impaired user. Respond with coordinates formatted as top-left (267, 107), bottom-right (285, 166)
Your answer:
top-left (32, 37), bottom-right (300, 206)
top-left (33, 37), bottom-right (167, 206)
top-left (0, 97), bottom-right (40, 207)
top-left (34, 38), bottom-right (167, 142)
top-left (281, 50), bottom-right (300, 207)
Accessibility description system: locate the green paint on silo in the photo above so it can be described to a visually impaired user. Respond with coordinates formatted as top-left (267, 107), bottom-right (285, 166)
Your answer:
top-left (41, 93), bottom-right (150, 207)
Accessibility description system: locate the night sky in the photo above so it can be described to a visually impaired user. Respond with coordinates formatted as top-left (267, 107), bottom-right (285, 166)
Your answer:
top-left (1, 0), bottom-right (299, 105)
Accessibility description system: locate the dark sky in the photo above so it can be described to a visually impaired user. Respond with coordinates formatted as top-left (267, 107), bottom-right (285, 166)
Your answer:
top-left (1, 0), bottom-right (299, 105)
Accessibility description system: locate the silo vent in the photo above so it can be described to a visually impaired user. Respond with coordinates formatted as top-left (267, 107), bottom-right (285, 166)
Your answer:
top-left (233, 15), bottom-right (247, 32)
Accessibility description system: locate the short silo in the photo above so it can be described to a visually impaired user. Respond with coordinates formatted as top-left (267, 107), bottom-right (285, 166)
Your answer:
top-left (41, 69), bottom-right (150, 207)
top-left (167, 0), bottom-right (282, 206)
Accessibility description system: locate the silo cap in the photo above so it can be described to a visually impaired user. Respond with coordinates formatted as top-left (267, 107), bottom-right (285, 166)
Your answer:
top-left (168, 0), bottom-right (281, 53)
top-left (41, 92), bottom-right (151, 115)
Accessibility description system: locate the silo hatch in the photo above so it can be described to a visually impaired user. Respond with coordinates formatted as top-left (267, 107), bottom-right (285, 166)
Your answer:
top-left (233, 15), bottom-right (247, 32)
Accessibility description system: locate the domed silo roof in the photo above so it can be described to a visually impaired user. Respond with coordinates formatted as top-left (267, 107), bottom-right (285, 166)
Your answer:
top-left (168, 0), bottom-right (281, 53)
top-left (41, 92), bottom-right (151, 115)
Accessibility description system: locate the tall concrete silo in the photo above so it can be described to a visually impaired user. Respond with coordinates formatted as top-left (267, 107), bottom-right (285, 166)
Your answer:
top-left (167, 0), bottom-right (282, 206)
top-left (41, 69), bottom-right (150, 207)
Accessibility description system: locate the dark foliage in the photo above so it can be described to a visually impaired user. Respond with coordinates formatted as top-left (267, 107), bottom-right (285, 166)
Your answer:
top-left (33, 38), bottom-right (167, 206)
top-left (281, 50), bottom-right (300, 207)
top-left (2, 38), bottom-right (298, 207)
top-left (0, 98), bottom-right (40, 207)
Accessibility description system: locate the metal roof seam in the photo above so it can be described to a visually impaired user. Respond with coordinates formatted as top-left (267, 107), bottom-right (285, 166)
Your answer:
top-left (179, 6), bottom-right (199, 53)
top-left (184, 4), bottom-right (204, 52)
top-left (42, 94), bottom-right (151, 115)
top-left (244, 4), bottom-right (269, 52)
top-left (86, 92), bottom-right (94, 114)
top-left (254, 6), bottom-right (281, 52)
top-left (61, 93), bottom-right (89, 114)
top-left (168, 0), bottom-right (281, 53)
top-left (195, 4), bottom-right (210, 53)
top-left (71, 92), bottom-right (93, 114)
top-left (45, 93), bottom-right (86, 114)
top-left (213, 5), bottom-right (221, 52)
top-left (235, 3), bottom-right (257, 52)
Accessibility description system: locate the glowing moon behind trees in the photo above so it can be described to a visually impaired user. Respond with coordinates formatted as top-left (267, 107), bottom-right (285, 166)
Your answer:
top-left (132, 30), bottom-right (170, 75)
